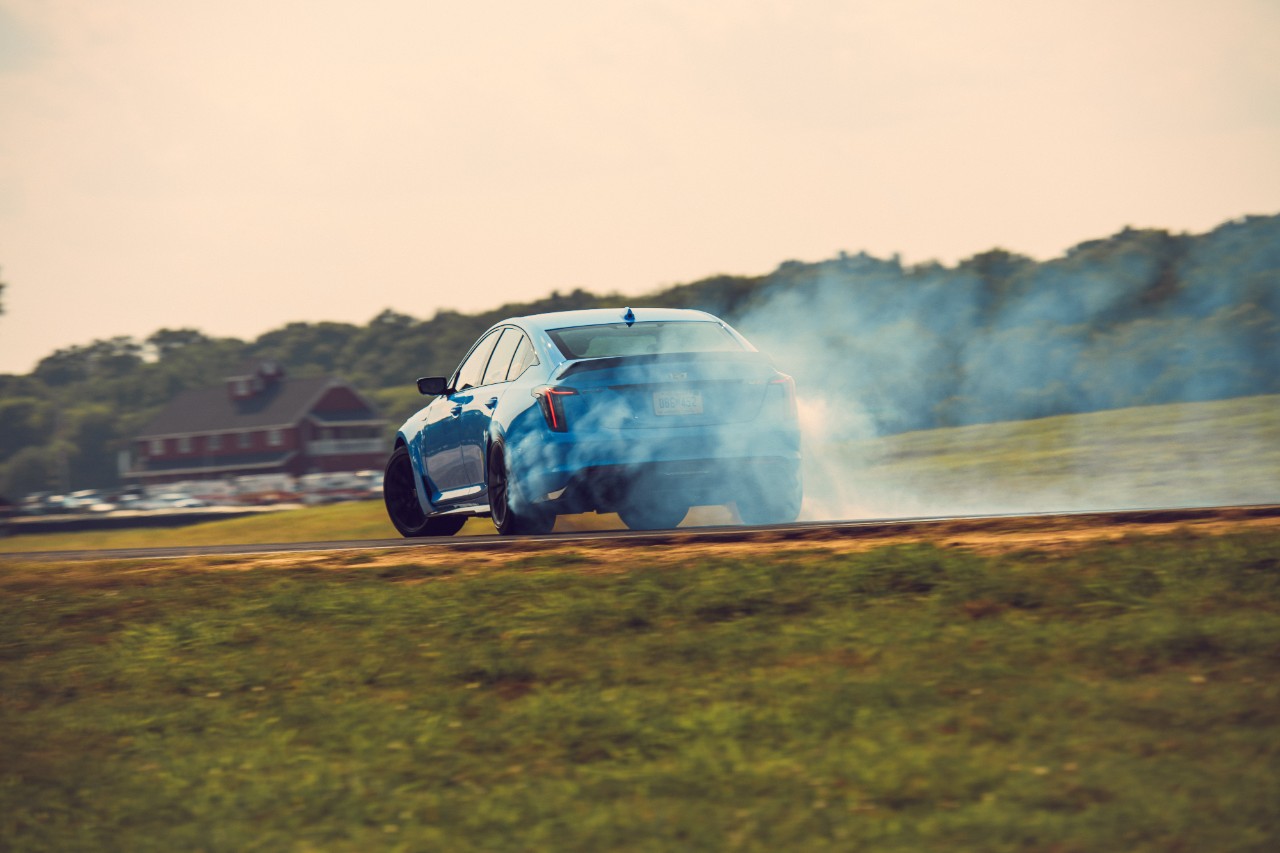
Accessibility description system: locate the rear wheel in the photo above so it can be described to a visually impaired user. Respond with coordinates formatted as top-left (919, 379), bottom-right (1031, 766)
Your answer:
top-left (618, 501), bottom-right (689, 531)
top-left (383, 446), bottom-right (466, 537)
top-left (735, 466), bottom-right (802, 526)
top-left (488, 442), bottom-right (555, 535)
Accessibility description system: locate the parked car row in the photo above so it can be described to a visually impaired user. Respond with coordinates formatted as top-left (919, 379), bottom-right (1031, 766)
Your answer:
top-left (18, 490), bottom-right (121, 515)
top-left (15, 471), bottom-right (384, 516)
top-left (16, 489), bottom-right (209, 515)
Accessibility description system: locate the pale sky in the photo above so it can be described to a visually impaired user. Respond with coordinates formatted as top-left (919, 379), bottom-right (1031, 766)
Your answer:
top-left (1, 0), bottom-right (1278, 374)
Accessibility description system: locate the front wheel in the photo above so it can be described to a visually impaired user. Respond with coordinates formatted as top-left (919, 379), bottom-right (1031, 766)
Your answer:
top-left (488, 442), bottom-right (555, 535)
top-left (383, 446), bottom-right (466, 537)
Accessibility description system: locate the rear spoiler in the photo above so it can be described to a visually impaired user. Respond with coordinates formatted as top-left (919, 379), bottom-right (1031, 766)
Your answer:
top-left (553, 350), bottom-right (772, 380)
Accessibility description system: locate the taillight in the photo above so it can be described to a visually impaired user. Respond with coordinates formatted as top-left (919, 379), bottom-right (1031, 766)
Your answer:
top-left (771, 373), bottom-right (798, 419)
top-left (532, 386), bottom-right (578, 432)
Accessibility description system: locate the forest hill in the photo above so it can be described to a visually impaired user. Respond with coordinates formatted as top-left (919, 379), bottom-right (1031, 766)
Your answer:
top-left (1, 212), bottom-right (1277, 495)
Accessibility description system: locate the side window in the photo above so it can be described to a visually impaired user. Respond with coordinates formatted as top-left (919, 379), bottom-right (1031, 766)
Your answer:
top-left (482, 328), bottom-right (522, 387)
top-left (454, 330), bottom-right (502, 391)
top-left (506, 334), bottom-right (538, 381)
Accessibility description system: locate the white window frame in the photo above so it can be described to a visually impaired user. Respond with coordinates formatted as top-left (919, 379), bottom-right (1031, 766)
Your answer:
top-left (178, 436), bottom-right (192, 454)
top-left (149, 438), bottom-right (164, 456)
top-left (207, 433), bottom-right (222, 451)
top-left (267, 428), bottom-right (284, 447)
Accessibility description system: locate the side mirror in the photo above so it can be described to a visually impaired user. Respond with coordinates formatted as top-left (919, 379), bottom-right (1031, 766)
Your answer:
top-left (416, 376), bottom-right (449, 396)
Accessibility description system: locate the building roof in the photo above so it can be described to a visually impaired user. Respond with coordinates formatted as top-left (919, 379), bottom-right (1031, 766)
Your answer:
top-left (137, 376), bottom-right (381, 438)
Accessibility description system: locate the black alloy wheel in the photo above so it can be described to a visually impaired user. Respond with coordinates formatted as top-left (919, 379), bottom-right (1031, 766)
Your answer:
top-left (488, 442), bottom-right (554, 535)
top-left (617, 501), bottom-right (689, 531)
top-left (383, 445), bottom-right (465, 537)
top-left (735, 466), bottom-right (803, 526)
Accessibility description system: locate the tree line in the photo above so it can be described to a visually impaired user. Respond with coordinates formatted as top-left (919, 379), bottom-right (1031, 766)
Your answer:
top-left (1, 214), bottom-right (1276, 497)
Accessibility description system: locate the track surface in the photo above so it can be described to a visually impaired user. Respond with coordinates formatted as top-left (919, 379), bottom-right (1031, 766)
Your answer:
top-left (6, 505), bottom-right (1279, 563)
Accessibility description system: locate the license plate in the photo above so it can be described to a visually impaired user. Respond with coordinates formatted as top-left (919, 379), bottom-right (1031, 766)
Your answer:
top-left (653, 389), bottom-right (703, 416)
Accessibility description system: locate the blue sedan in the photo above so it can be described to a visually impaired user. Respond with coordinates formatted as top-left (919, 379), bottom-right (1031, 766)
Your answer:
top-left (383, 307), bottom-right (802, 536)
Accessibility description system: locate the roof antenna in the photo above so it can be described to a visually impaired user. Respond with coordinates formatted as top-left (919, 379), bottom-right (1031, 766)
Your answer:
top-left (623, 307), bottom-right (636, 327)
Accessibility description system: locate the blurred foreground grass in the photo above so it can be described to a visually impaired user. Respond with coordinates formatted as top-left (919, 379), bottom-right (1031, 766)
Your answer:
top-left (2, 531), bottom-right (1278, 850)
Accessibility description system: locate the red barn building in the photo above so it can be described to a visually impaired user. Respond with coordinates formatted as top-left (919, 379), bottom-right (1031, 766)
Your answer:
top-left (127, 363), bottom-right (388, 486)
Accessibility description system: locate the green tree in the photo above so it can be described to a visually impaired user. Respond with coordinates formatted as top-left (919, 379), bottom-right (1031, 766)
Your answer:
top-left (0, 397), bottom-right (54, 462)
top-left (249, 321), bottom-right (360, 375)
top-left (0, 445), bottom-right (54, 497)
top-left (62, 404), bottom-right (121, 489)
top-left (34, 337), bottom-right (145, 386)
top-left (146, 327), bottom-right (212, 359)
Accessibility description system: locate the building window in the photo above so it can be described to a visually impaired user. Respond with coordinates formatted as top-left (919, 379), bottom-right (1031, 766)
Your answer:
top-left (267, 429), bottom-right (284, 447)
top-left (178, 436), bottom-right (192, 454)
top-left (207, 434), bottom-right (222, 451)
top-left (149, 439), bottom-right (164, 456)
top-left (238, 432), bottom-right (252, 449)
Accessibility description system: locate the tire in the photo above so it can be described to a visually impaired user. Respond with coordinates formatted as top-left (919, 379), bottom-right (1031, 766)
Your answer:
top-left (383, 446), bottom-right (466, 538)
top-left (488, 442), bottom-right (555, 535)
top-left (617, 501), bottom-right (689, 531)
top-left (735, 465), bottom-right (802, 526)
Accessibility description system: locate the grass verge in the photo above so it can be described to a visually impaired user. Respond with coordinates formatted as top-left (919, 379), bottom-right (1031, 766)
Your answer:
top-left (822, 394), bottom-right (1280, 515)
top-left (2, 531), bottom-right (1278, 850)
top-left (0, 500), bottom-right (730, 554)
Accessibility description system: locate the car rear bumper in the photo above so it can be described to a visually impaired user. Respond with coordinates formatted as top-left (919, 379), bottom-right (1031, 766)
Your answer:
top-left (529, 455), bottom-right (800, 513)
top-left (503, 418), bottom-right (800, 512)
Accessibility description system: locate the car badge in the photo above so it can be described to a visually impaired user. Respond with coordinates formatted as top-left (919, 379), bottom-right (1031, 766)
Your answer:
top-left (668, 371), bottom-right (688, 381)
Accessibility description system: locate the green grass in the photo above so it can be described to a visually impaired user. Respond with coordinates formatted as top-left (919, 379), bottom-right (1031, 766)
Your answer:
top-left (0, 498), bottom-right (728, 554)
top-left (1, 500), bottom-right (404, 553)
top-left (2, 531), bottom-right (1279, 850)
top-left (811, 394), bottom-right (1280, 515)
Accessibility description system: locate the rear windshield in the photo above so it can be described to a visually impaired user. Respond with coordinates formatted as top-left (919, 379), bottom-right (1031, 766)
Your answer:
top-left (547, 321), bottom-right (746, 359)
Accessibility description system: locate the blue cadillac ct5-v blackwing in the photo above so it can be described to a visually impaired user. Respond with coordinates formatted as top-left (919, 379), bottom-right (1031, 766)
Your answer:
top-left (383, 307), bottom-right (802, 536)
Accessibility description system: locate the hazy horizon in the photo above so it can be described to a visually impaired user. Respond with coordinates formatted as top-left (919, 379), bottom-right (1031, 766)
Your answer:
top-left (3, 0), bottom-right (1278, 374)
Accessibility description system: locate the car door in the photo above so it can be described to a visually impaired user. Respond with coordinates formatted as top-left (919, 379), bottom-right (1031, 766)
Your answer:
top-left (416, 394), bottom-right (465, 503)
top-left (456, 327), bottom-right (524, 491)
top-left (423, 329), bottom-right (502, 501)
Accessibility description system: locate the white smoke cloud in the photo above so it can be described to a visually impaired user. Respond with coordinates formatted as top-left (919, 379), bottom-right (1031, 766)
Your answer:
top-left (729, 220), bottom-right (1280, 519)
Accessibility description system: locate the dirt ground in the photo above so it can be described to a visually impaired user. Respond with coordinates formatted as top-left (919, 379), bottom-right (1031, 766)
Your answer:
top-left (503, 505), bottom-right (1280, 573)
top-left (12, 506), bottom-right (1275, 584)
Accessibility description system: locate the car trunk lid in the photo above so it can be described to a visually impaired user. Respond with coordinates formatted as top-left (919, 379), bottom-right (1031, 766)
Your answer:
top-left (548, 351), bottom-right (777, 430)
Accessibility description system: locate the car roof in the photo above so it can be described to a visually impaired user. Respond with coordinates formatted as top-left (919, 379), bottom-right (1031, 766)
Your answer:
top-left (505, 307), bottom-right (720, 334)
